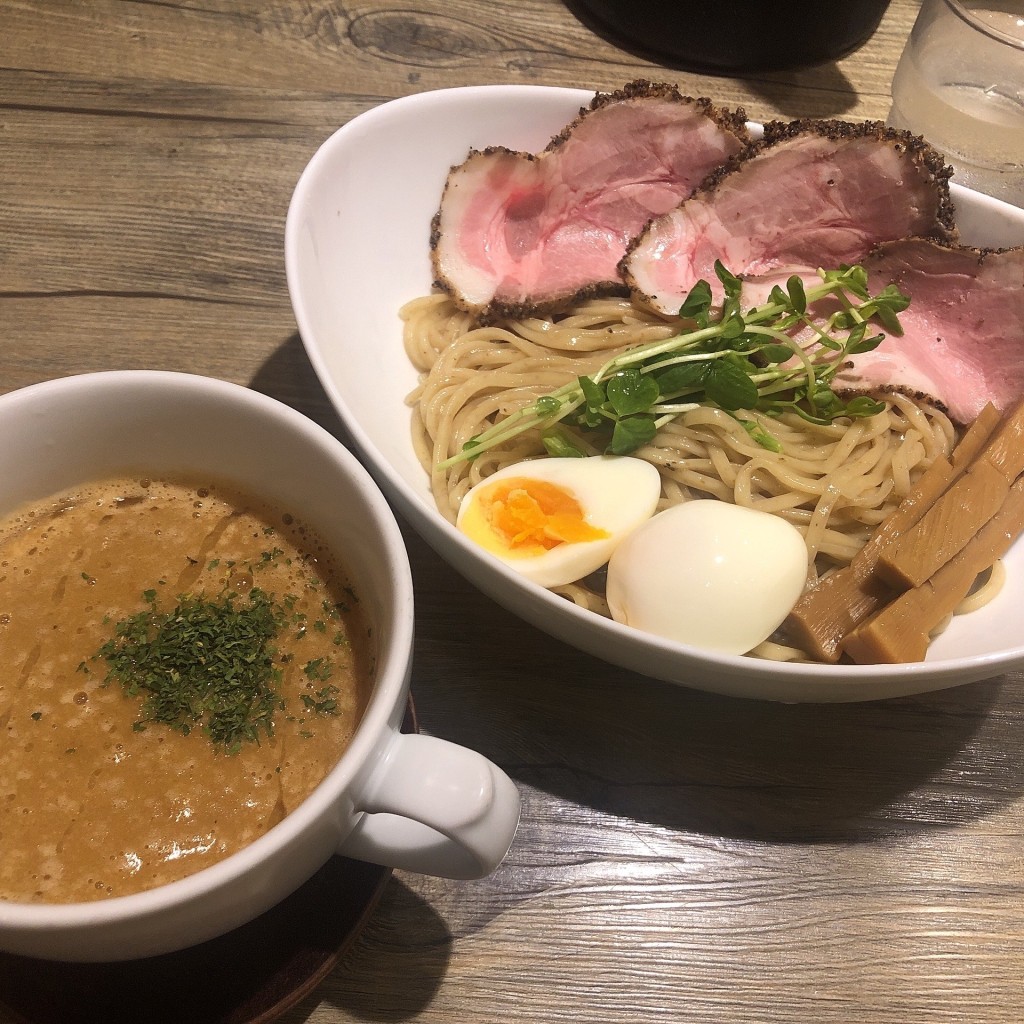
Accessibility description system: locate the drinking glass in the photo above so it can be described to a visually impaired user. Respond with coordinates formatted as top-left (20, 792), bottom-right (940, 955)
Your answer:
top-left (888, 0), bottom-right (1024, 207)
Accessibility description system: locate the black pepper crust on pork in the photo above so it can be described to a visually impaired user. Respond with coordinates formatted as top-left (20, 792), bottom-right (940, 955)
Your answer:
top-left (835, 238), bottom-right (1024, 425)
top-left (701, 117), bottom-right (957, 235)
top-left (620, 117), bottom-right (958, 316)
top-left (544, 79), bottom-right (749, 153)
top-left (429, 80), bottom-right (751, 322)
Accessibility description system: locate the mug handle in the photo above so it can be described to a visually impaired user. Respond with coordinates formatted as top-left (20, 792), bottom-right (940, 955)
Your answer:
top-left (336, 733), bottom-right (521, 879)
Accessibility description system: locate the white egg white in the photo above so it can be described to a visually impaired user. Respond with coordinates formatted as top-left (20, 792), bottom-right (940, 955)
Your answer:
top-left (606, 500), bottom-right (809, 655)
top-left (456, 456), bottom-right (662, 588)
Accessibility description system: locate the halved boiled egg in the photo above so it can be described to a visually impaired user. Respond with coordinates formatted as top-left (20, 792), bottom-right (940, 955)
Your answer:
top-left (606, 500), bottom-right (809, 655)
top-left (456, 456), bottom-right (662, 588)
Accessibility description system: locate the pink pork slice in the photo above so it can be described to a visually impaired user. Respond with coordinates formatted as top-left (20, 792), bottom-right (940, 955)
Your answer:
top-left (836, 239), bottom-right (1024, 425)
top-left (622, 119), bottom-right (956, 316)
top-left (430, 80), bottom-right (749, 320)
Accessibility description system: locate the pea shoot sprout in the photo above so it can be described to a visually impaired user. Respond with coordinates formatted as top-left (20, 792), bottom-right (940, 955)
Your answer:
top-left (439, 261), bottom-right (909, 467)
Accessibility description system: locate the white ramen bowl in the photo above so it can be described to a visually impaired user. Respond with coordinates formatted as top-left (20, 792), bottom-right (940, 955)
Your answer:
top-left (0, 370), bottom-right (520, 962)
top-left (285, 84), bottom-right (1024, 704)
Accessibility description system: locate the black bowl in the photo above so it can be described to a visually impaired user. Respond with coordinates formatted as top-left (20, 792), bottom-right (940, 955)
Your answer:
top-left (570, 0), bottom-right (890, 73)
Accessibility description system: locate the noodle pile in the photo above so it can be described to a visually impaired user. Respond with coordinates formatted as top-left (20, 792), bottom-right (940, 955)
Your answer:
top-left (402, 291), bottom-right (974, 654)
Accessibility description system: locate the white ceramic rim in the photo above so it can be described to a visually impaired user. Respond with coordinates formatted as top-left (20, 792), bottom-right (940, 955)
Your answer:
top-left (0, 370), bottom-right (415, 932)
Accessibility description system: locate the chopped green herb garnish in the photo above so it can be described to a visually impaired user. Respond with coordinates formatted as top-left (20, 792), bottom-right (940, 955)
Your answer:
top-left (300, 684), bottom-right (340, 715)
top-left (95, 588), bottom-right (291, 752)
top-left (303, 658), bottom-right (332, 682)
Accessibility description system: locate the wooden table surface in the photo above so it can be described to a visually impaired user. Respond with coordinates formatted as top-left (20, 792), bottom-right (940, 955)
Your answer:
top-left (4, 2), bottom-right (1024, 1022)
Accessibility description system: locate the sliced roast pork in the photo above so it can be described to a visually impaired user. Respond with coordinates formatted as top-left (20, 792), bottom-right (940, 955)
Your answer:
top-left (622, 119), bottom-right (957, 316)
top-left (430, 80), bottom-right (749, 320)
top-left (835, 239), bottom-right (1024, 425)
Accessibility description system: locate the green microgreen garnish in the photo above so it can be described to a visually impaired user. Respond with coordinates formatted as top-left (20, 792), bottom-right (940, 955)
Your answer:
top-left (438, 262), bottom-right (906, 466)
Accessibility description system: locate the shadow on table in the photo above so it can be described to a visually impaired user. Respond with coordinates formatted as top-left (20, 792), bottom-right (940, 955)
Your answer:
top-left (249, 332), bottom-right (345, 434)
top-left (405, 538), bottom-right (1022, 846)
top-left (285, 880), bottom-right (451, 1024)
top-left (738, 67), bottom-right (866, 120)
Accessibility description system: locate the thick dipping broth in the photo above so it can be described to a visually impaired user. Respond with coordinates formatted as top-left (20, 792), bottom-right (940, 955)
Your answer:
top-left (0, 476), bottom-right (373, 903)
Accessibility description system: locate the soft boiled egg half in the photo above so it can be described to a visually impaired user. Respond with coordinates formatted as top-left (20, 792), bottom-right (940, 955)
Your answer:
top-left (456, 456), bottom-right (662, 588)
top-left (607, 500), bottom-right (809, 656)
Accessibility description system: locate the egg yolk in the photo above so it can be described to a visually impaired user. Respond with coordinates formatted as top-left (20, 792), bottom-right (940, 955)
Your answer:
top-left (470, 477), bottom-right (608, 555)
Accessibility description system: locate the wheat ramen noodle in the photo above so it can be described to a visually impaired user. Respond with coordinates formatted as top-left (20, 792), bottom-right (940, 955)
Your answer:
top-left (400, 293), bottom-right (996, 658)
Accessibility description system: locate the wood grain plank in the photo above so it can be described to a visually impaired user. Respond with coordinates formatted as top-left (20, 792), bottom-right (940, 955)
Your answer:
top-left (0, 0), bottom-right (918, 122)
top-left (8, 2), bottom-right (1024, 1023)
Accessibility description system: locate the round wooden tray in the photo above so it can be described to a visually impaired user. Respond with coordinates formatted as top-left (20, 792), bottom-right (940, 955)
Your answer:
top-left (0, 700), bottom-right (417, 1024)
